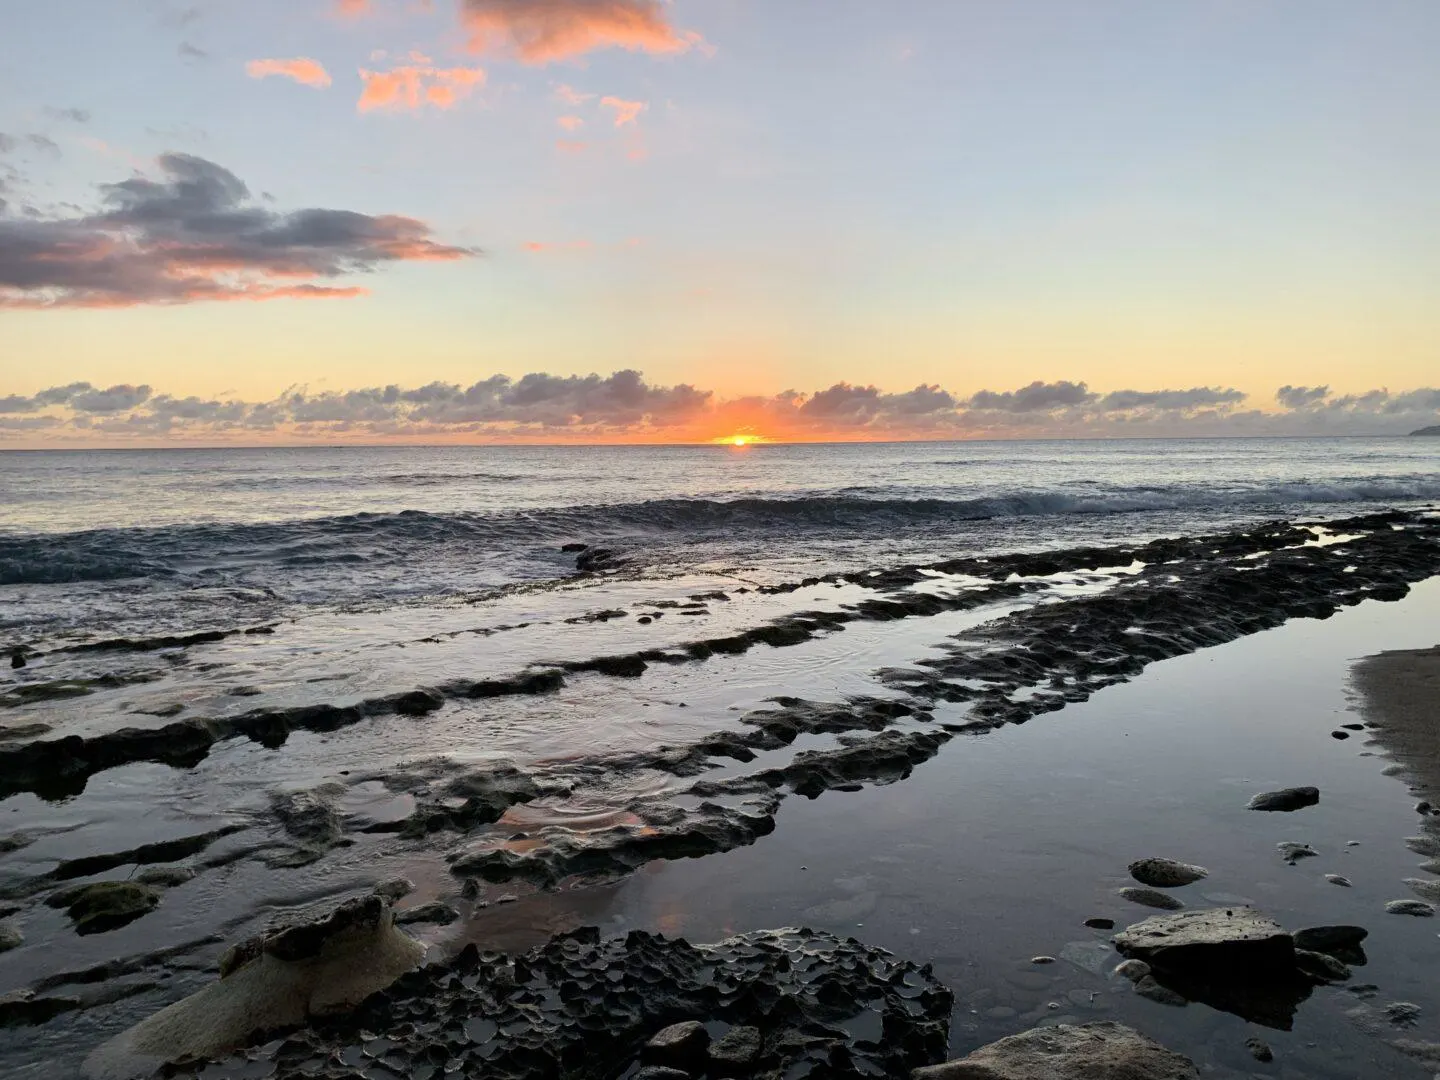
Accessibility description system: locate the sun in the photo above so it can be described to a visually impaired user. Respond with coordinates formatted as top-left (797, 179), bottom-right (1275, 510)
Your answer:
top-left (711, 432), bottom-right (767, 447)
top-left (730, 435), bottom-right (750, 447)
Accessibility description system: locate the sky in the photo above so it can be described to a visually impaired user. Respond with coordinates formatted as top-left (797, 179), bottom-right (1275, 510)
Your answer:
top-left (2, 0), bottom-right (1439, 445)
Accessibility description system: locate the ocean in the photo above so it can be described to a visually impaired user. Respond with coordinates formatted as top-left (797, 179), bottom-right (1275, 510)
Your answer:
top-left (3, 437), bottom-right (1440, 1078)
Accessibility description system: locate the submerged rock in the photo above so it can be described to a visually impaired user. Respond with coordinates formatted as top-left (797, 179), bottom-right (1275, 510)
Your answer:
top-left (1293, 925), bottom-right (1368, 955)
top-left (45, 882), bottom-right (160, 936)
top-left (1248, 787), bottom-right (1320, 812)
top-left (0, 923), bottom-right (21, 953)
top-left (708, 1024), bottom-right (762, 1073)
top-left (85, 895), bottom-right (424, 1078)
top-left (1128, 858), bottom-right (1208, 888)
top-left (912, 1021), bottom-right (1199, 1079)
top-left (1402, 877), bottom-right (1440, 903)
top-left (1277, 842), bottom-right (1319, 865)
top-left (1118, 887), bottom-right (1185, 911)
top-left (1245, 1037), bottom-right (1274, 1062)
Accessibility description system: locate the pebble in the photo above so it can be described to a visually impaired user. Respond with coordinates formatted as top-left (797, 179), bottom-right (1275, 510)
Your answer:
top-left (1418, 801), bottom-right (1435, 815)
top-left (1325, 874), bottom-right (1353, 887)
top-left (496, 894), bottom-right (519, 905)
top-left (1246, 1037), bottom-right (1274, 1063)
top-left (1331, 730), bottom-right (1350, 740)
top-left (1385, 899), bottom-right (1435, 917)
top-left (1118, 887), bottom-right (1184, 910)
top-left (1030, 956), bottom-right (1056, 965)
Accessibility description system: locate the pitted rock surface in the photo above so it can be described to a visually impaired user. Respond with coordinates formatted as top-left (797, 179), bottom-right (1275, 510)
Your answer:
top-left (163, 927), bottom-right (953, 1080)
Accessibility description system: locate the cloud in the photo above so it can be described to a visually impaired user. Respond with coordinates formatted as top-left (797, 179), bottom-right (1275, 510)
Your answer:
top-left (179, 41), bottom-right (208, 61)
top-left (967, 380), bottom-right (1096, 412)
top-left (358, 65), bottom-right (487, 111)
top-left (459, 0), bottom-right (703, 63)
top-left (1276, 385), bottom-right (1330, 409)
top-left (43, 107), bottom-right (91, 123)
top-left (1098, 387), bottom-right (1245, 411)
top-left (555, 139), bottom-right (588, 154)
top-left (522, 239), bottom-right (591, 252)
top-left (0, 152), bottom-right (476, 309)
top-left (556, 115), bottom-right (584, 131)
top-left (554, 83), bottom-right (594, 106)
top-left (599, 95), bottom-right (645, 127)
top-left (6, 375), bottom-right (1439, 444)
top-left (247, 57), bottom-right (333, 89)
top-left (335, 0), bottom-right (372, 13)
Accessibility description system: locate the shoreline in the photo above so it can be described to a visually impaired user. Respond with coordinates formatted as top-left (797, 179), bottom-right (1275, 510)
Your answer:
top-left (1353, 646), bottom-right (1440, 803)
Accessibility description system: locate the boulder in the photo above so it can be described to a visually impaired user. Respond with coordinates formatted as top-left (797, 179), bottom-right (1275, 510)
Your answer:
top-left (644, 1021), bottom-right (710, 1069)
top-left (1128, 859), bottom-right (1208, 888)
top-left (708, 1025), bottom-right (761, 1074)
top-left (1248, 787), bottom-right (1319, 812)
top-left (912, 1021), bottom-right (1199, 1079)
top-left (84, 895), bottom-right (424, 1078)
top-left (1114, 908), bottom-right (1293, 970)
top-left (1113, 909), bottom-right (1314, 1029)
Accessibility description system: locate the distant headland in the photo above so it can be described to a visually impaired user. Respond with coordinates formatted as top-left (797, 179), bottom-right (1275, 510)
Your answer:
top-left (1411, 425), bottom-right (1440, 436)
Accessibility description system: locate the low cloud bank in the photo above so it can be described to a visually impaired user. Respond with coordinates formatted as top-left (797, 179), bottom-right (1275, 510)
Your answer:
top-left (2, 374), bottom-right (1437, 443)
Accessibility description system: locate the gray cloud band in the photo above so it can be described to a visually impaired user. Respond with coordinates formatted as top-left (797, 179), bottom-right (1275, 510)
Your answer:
top-left (2, 375), bottom-right (1437, 439)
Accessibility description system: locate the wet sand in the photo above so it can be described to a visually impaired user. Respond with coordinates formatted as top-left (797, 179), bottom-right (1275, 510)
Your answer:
top-left (1354, 646), bottom-right (1440, 801)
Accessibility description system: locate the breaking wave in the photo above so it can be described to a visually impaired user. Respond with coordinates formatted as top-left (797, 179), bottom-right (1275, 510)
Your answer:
top-left (2, 478), bottom-right (1438, 587)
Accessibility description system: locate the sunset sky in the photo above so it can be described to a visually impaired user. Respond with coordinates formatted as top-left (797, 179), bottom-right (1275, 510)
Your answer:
top-left (2, 1), bottom-right (1439, 443)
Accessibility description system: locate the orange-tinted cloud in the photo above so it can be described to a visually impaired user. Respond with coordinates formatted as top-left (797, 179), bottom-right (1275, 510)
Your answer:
top-left (0, 153), bottom-right (475, 308)
top-left (555, 139), bottom-right (588, 154)
top-left (599, 95), bottom-right (645, 127)
top-left (245, 57), bottom-right (333, 89)
top-left (459, 0), bottom-right (703, 63)
top-left (358, 65), bottom-right (487, 111)
top-left (335, 0), bottom-right (372, 15)
top-left (556, 115), bottom-right (584, 131)
top-left (522, 240), bottom-right (591, 252)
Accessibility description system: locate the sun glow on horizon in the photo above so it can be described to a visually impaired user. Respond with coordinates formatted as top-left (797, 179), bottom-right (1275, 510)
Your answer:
top-left (713, 432), bottom-right (770, 447)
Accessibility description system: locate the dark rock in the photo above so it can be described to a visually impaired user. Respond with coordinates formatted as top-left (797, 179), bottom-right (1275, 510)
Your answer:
top-left (45, 881), bottom-right (161, 935)
top-left (1293, 925), bottom-right (1368, 954)
top-left (1332, 730), bottom-right (1350, 740)
top-left (394, 902), bottom-right (460, 926)
top-left (1249, 787), bottom-right (1320, 812)
top-left (1384, 1001), bottom-right (1421, 1028)
top-left (575, 547), bottom-right (624, 573)
top-left (1113, 960), bottom-right (1150, 982)
top-left (645, 1020), bottom-right (710, 1068)
top-left (708, 1025), bottom-right (761, 1074)
top-left (0, 989), bottom-right (80, 1028)
top-left (913, 1021), bottom-right (1199, 1079)
top-left (135, 866), bottom-right (196, 887)
top-left (635, 1069), bottom-right (691, 1080)
top-left (1403, 877), bottom-right (1440, 904)
top-left (560, 542), bottom-right (588, 553)
top-left (0, 923), bottom-right (20, 952)
top-left (1118, 887), bottom-right (1185, 911)
top-left (1325, 874), bottom-right (1352, 887)
top-left (9, 650), bottom-right (24, 669)
top-left (1128, 858), bottom-right (1208, 888)
top-left (1246, 1037), bottom-right (1274, 1062)
top-left (160, 927), bottom-right (952, 1080)
top-left (1085, 917), bottom-right (1115, 930)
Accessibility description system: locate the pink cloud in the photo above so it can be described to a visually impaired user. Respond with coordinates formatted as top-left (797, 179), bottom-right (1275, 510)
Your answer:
top-left (335, 0), bottom-right (372, 15)
top-left (459, 0), bottom-right (703, 63)
top-left (554, 83), bottom-right (594, 105)
top-left (246, 57), bottom-right (333, 89)
top-left (522, 240), bottom-right (592, 253)
top-left (555, 139), bottom-right (588, 154)
top-left (556, 115), bottom-right (584, 131)
top-left (600, 95), bottom-right (645, 127)
top-left (358, 65), bottom-right (487, 111)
